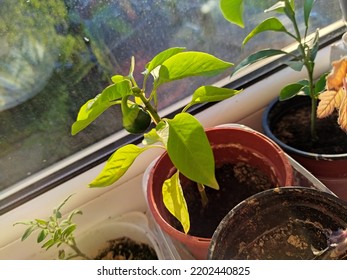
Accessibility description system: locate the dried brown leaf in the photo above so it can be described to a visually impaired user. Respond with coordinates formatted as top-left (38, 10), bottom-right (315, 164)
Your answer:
top-left (338, 93), bottom-right (347, 132)
top-left (317, 90), bottom-right (339, 118)
top-left (327, 58), bottom-right (347, 91)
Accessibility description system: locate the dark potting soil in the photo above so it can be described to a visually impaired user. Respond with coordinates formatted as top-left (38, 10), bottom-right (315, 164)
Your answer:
top-left (94, 237), bottom-right (158, 260)
top-left (272, 105), bottom-right (347, 154)
top-left (234, 218), bottom-right (329, 260)
top-left (169, 162), bottom-right (277, 238)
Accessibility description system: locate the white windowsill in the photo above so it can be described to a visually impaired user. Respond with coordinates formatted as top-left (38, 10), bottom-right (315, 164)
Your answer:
top-left (0, 37), bottom-right (335, 259)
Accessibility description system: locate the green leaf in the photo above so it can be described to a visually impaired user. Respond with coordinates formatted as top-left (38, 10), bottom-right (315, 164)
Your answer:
top-left (157, 52), bottom-right (233, 85)
top-left (243, 17), bottom-right (289, 45)
top-left (42, 239), bottom-right (56, 250)
top-left (264, 1), bottom-right (286, 13)
top-left (283, 0), bottom-right (296, 24)
top-left (285, 60), bottom-right (304, 71)
top-left (142, 121), bottom-right (168, 146)
top-left (315, 72), bottom-right (328, 95)
top-left (71, 80), bottom-right (131, 135)
top-left (185, 86), bottom-right (240, 111)
top-left (89, 144), bottom-right (152, 188)
top-left (233, 49), bottom-right (288, 75)
top-left (62, 224), bottom-right (76, 239)
top-left (280, 82), bottom-right (307, 100)
top-left (309, 29), bottom-right (320, 62)
top-left (145, 47), bottom-right (186, 74)
top-left (162, 171), bottom-right (190, 234)
top-left (166, 113), bottom-right (219, 190)
top-left (35, 219), bottom-right (48, 227)
top-left (21, 226), bottom-right (36, 241)
top-left (37, 230), bottom-right (48, 243)
top-left (111, 75), bottom-right (127, 84)
top-left (304, 0), bottom-right (315, 28)
top-left (220, 0), bottom-right (244, 28)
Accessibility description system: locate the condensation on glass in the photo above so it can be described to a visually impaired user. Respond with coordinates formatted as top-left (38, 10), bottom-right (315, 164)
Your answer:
top-left (0, 0), bottom-right (343, 192)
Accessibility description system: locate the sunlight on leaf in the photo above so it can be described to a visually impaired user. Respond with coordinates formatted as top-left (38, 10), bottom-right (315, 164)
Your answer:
top-left (185, 86), bottom-right (240, 111)
top-left (157, 52), bottom-right (233, 85)
top-left (220, 0), bottom-right (244, 28)
top-left (167, 113), bottom-right (219, 190)
top-left (89, 144), bottom-right (152, 188)
top-left (162, 171), bottom-right (190, 234)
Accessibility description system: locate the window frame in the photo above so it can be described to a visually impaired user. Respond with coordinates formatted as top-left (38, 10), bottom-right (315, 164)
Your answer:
top-left (0, 20), bottom-right (344, 256)
top-left (0, 20), bottom-right (345, 217)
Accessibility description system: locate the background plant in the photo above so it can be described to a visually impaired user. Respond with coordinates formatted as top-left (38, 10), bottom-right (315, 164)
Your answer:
top-left (14, 195), bottom-right (90, 260)
top-left (71, 47), bottom-right (240, 233)
top-left (220, 0), bottom-right (327, 140)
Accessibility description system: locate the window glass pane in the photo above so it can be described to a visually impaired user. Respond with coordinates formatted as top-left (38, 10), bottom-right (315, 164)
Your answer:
top-left (0, 0), bottom-right (343, 192)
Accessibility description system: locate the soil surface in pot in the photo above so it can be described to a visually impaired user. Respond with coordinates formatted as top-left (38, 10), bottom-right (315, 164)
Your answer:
top-left (168, 162), bottom-right (277, 238)
top-left (272, 105), bottom-right (347, 154)
top-left (94, 237), bottom-right (158, 260)
top-left (234, 218), bottom-right (333, 260)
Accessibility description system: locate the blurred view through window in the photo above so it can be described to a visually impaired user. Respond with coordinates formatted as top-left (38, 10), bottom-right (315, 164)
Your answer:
top-left (0, 0), bottom-right (343, 192)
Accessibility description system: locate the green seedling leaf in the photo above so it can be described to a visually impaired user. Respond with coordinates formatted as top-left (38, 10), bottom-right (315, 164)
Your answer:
top-left (185, 86), bottom-right (241, 111)
top-left (280, 82), bottom-right (307, 100)
top-left (21, 226), bottom-right (36, 241)
top-left (304, 0), bottom-right (315, 28)
top-left (233, 49), bottom-right (288, 75)
top-left (166, 113), bottom-right (219, 190)
top-left (42, 239), bottom-right (56, 250)
top-left (220, 0), bottom-right (244, 28)
top-left (37, 230), bottom-right (48, 243)
top-left (71, 80), bottom-right (131, 135)
top-left (243, 17), bottom-right (289, 45)
top-left (62, 224), bottom-right (76, 239)
top-left (157, 52), bottom-right (233, 85)
top-left (146, 47), bottom-right (186, 74)
top-left (35, 219), bottom-right (48, 227)
top-left (162, 171), bottom-right (190, 234)
top-left (89, 144), bottom-right (153, 188)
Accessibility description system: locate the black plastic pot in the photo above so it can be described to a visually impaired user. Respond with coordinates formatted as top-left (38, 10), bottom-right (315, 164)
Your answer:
top-left (262, 96), bottom-right (347, 201)
top-left (208, 187), bottom-right (347, 260)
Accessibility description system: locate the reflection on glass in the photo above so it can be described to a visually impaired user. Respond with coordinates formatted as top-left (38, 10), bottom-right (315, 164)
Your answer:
top-left (0, 0), bottom-right (343, 191)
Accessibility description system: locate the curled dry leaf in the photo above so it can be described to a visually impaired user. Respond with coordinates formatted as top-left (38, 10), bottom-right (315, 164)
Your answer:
top-left (317, 57), bottom-right (347, 132)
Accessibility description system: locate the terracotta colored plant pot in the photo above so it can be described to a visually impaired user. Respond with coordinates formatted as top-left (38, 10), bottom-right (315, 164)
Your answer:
top-left (146, 125), bottom-right (293, 259)
top-left (208, 187), bottom-right (347, 260)
top-left (262, 96), bottom-right (347, 201)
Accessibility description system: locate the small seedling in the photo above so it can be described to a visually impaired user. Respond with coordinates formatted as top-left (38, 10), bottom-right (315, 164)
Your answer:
top-left (14, 195), bottom-right (90, 260)
top-left (220, 0), bottom-right (328, 140)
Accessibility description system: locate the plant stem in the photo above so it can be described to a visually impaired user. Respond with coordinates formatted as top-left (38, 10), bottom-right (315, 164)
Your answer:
top-left (67, 241), bottom-right (92, 260)
top-left (136, 91), bottom-right (161, 124)
top-left (197, 183), bottom-right (208, 208)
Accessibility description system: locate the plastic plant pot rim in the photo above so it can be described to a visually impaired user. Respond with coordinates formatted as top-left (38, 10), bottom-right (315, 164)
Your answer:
top-left (207, 186), bottom-right (347, 260)
top-left (262, 97), bottom-right (347, 159)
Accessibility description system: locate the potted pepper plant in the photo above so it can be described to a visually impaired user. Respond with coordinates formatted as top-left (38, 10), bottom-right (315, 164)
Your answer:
top-left (220, 0), bottom-right (347, 199)
top-left (71, 47), bottom-right (294, 259)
